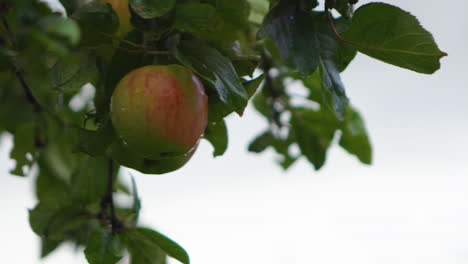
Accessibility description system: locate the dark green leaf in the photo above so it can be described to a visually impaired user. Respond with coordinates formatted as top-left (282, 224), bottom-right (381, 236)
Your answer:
top-left (319, 56), bottom-right (348, 120)
top-left (260, 3), bottom-right (355, 76)
top-left (71, 2), bottom-right (119, 46)
top-left (245, 74), bottom-right (265, 98)
top-left (252, 89), bottom-right (270, 118)
top-left (178, 39), bottom-right (248, 115)
top-left (291, 108), bottom-right (338, 170)
top-left (58, 0), bottom-right (81, 15)
top-left (76, 119), bottom-right (116, 156)
top-left (339, 106), bottom-right (372, 164)
top-left (36, 157), bottom-right (71, 208)
top-left (279, 153), bottom-right (297, 170)
top-left (10, 122), bottom-right (36, 176)
top-left (85, 230), bottom-right (122, 264)
top-left (216, 0), bottom-right (250, 27)
top-left (248, 131), bottom-right (273, 153)
top-left (175, 3), bottom-right (222, 34)
top-left (302, 70), bottom-right (322, 103)
top-left (299, 0), bottom-right (318, 11)
top-left (41, 237), bottom-right (62, 258)
top-left (0, 49), bottom-right (10, 72)
top-left (130, 0), bottom-right (175, 19)
top-left (334, 0), bottom-right (353, 18)
top-left (204, 119), bottom-right (228, 157)
top-left (342, 3), bottom-right (447, 74)
top-left (259, 4), bottom-right (352, 116)
top-left (29, 203), bottom-right (87, 240)
top-left (50, 54), bottom-right (97, 93)
top-left (259, 2), bottom-right (318, 76)
top-left (120, 228), bottom-right (189, 264)
top-left (130, 176), bottom-right (141, 226)
top-left (201, 75), bottom-right (263, 122)
top-left (71, 156), bottom-right (108, 203)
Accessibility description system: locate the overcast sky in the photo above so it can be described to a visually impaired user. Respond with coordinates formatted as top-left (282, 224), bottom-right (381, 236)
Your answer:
top-left (1, 0), bottom-right (468, 263)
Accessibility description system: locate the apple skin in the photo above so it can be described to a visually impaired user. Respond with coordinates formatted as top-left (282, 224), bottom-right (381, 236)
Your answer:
top-left (111, 65), bottom-right (208, 159)
top-left (107, 139), bottom-right (197, 174)
top-left (100, 0), bottom-right (132, 37)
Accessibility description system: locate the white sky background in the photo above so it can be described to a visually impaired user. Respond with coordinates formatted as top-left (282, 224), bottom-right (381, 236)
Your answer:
top-left (1, 0), bottom-right (468, 263)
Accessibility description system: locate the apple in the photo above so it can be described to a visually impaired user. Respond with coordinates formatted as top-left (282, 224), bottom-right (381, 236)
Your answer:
top-left (111, 64), bottom-right (208, 159)
top-left (107, 139), bottom-right (197, 174)
top-left (100, 0), bottom-right (132, 37)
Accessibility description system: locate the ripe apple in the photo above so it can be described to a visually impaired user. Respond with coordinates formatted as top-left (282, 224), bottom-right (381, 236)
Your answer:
top-left (107, 139), bottom-right (198, 174)
top-left (100, 0), bottom-right (132, 37)
top-left (111, 64), bottom-right (208, 159)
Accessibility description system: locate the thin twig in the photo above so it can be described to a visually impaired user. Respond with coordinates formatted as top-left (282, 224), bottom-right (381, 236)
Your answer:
top-left (2, 18), bottom-right (44, 113)
top-left (13, 69), bottom-right (43, 112)
top-left (100, 32), bottom-right (144, 49)
top-left (324, 8), bottom-right (352, 45)
top-left (2, 17), bottom-right (16, 46)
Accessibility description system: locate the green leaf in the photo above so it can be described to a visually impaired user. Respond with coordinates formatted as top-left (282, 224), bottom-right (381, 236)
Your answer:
top-left (302, 70), bottom-right (322, 103)
top-left (291, 108), bottom-right (338, 170)
top-left (29, 203), bottom-right (87, 240)
top-left (319, 56), bottom-right (348, 120)
top-left (175, 3), bottom-right (222, 34)
top-left (252, 89), bottom-right (270, 118)
top-left (248, 131), bottom-right (273, 153)
top-left (201, 75), bottom-right (263, 122)
top-left (204, 119), bottom-right (228, 157)
top-left (342, 3), bottom-right (447, 74)
top-left (259, 4), bottom-right (353, 116)
top-left (130, 176), bottom-right (141, 226)
top-left (76, 119), bottom-right (116, 156)
top-left (130, 0), bottom-right (176, 19)
top-left (260, 2), bottom-right (318, 76)
top-left (216, 0), bottom-right (250, 27)
top-left (36, 157), bottom-right (71, 208)
top-left (260, 3), bottom-right (355, 76)
top-left (71, 156), bottom-right (108, 203)
top-left (339, 106), bottom-right (372, 164)
top-left (40, 237), bottom-right (62, 258)
top-left (178, 39), bottom-right (248, 115)
top-left (59, 0), bottom-right (81, 15)
top-left (120, 228), bottom-right (190, 264)
top-left (0, 50), bottom-right (10, 72)
top-left (38, 16), bottom-right (81, 46)
top-left (71, 2), bottom-right (119, 46)
top-left (334, 0), bottom-right (353, 18)
top-left (247, 0), bottom-right (269, 24)
top-left (10, 122), bottom-right (36, 176)
top-left (50, 54), bottom-right (98, 93)
top-left (245, 74), bottom-right (265, 98)
top-left (85, 230), bottom-right (122, 264)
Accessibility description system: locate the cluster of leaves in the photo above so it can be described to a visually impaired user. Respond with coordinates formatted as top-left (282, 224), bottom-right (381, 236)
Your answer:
top-left (247, 0), bottom-right (446, 170)
top-left (0, 0), bottom-right (445, 263)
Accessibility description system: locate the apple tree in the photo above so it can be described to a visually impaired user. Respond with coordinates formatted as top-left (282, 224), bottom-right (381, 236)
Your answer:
top-left (0, 0), bottom-right (446, 263)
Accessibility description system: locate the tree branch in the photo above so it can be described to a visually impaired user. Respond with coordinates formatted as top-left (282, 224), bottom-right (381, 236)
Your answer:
top-left (101, 160), bottom-right (123, 233)
top-left (2, 18), bottom-right (44, 113)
